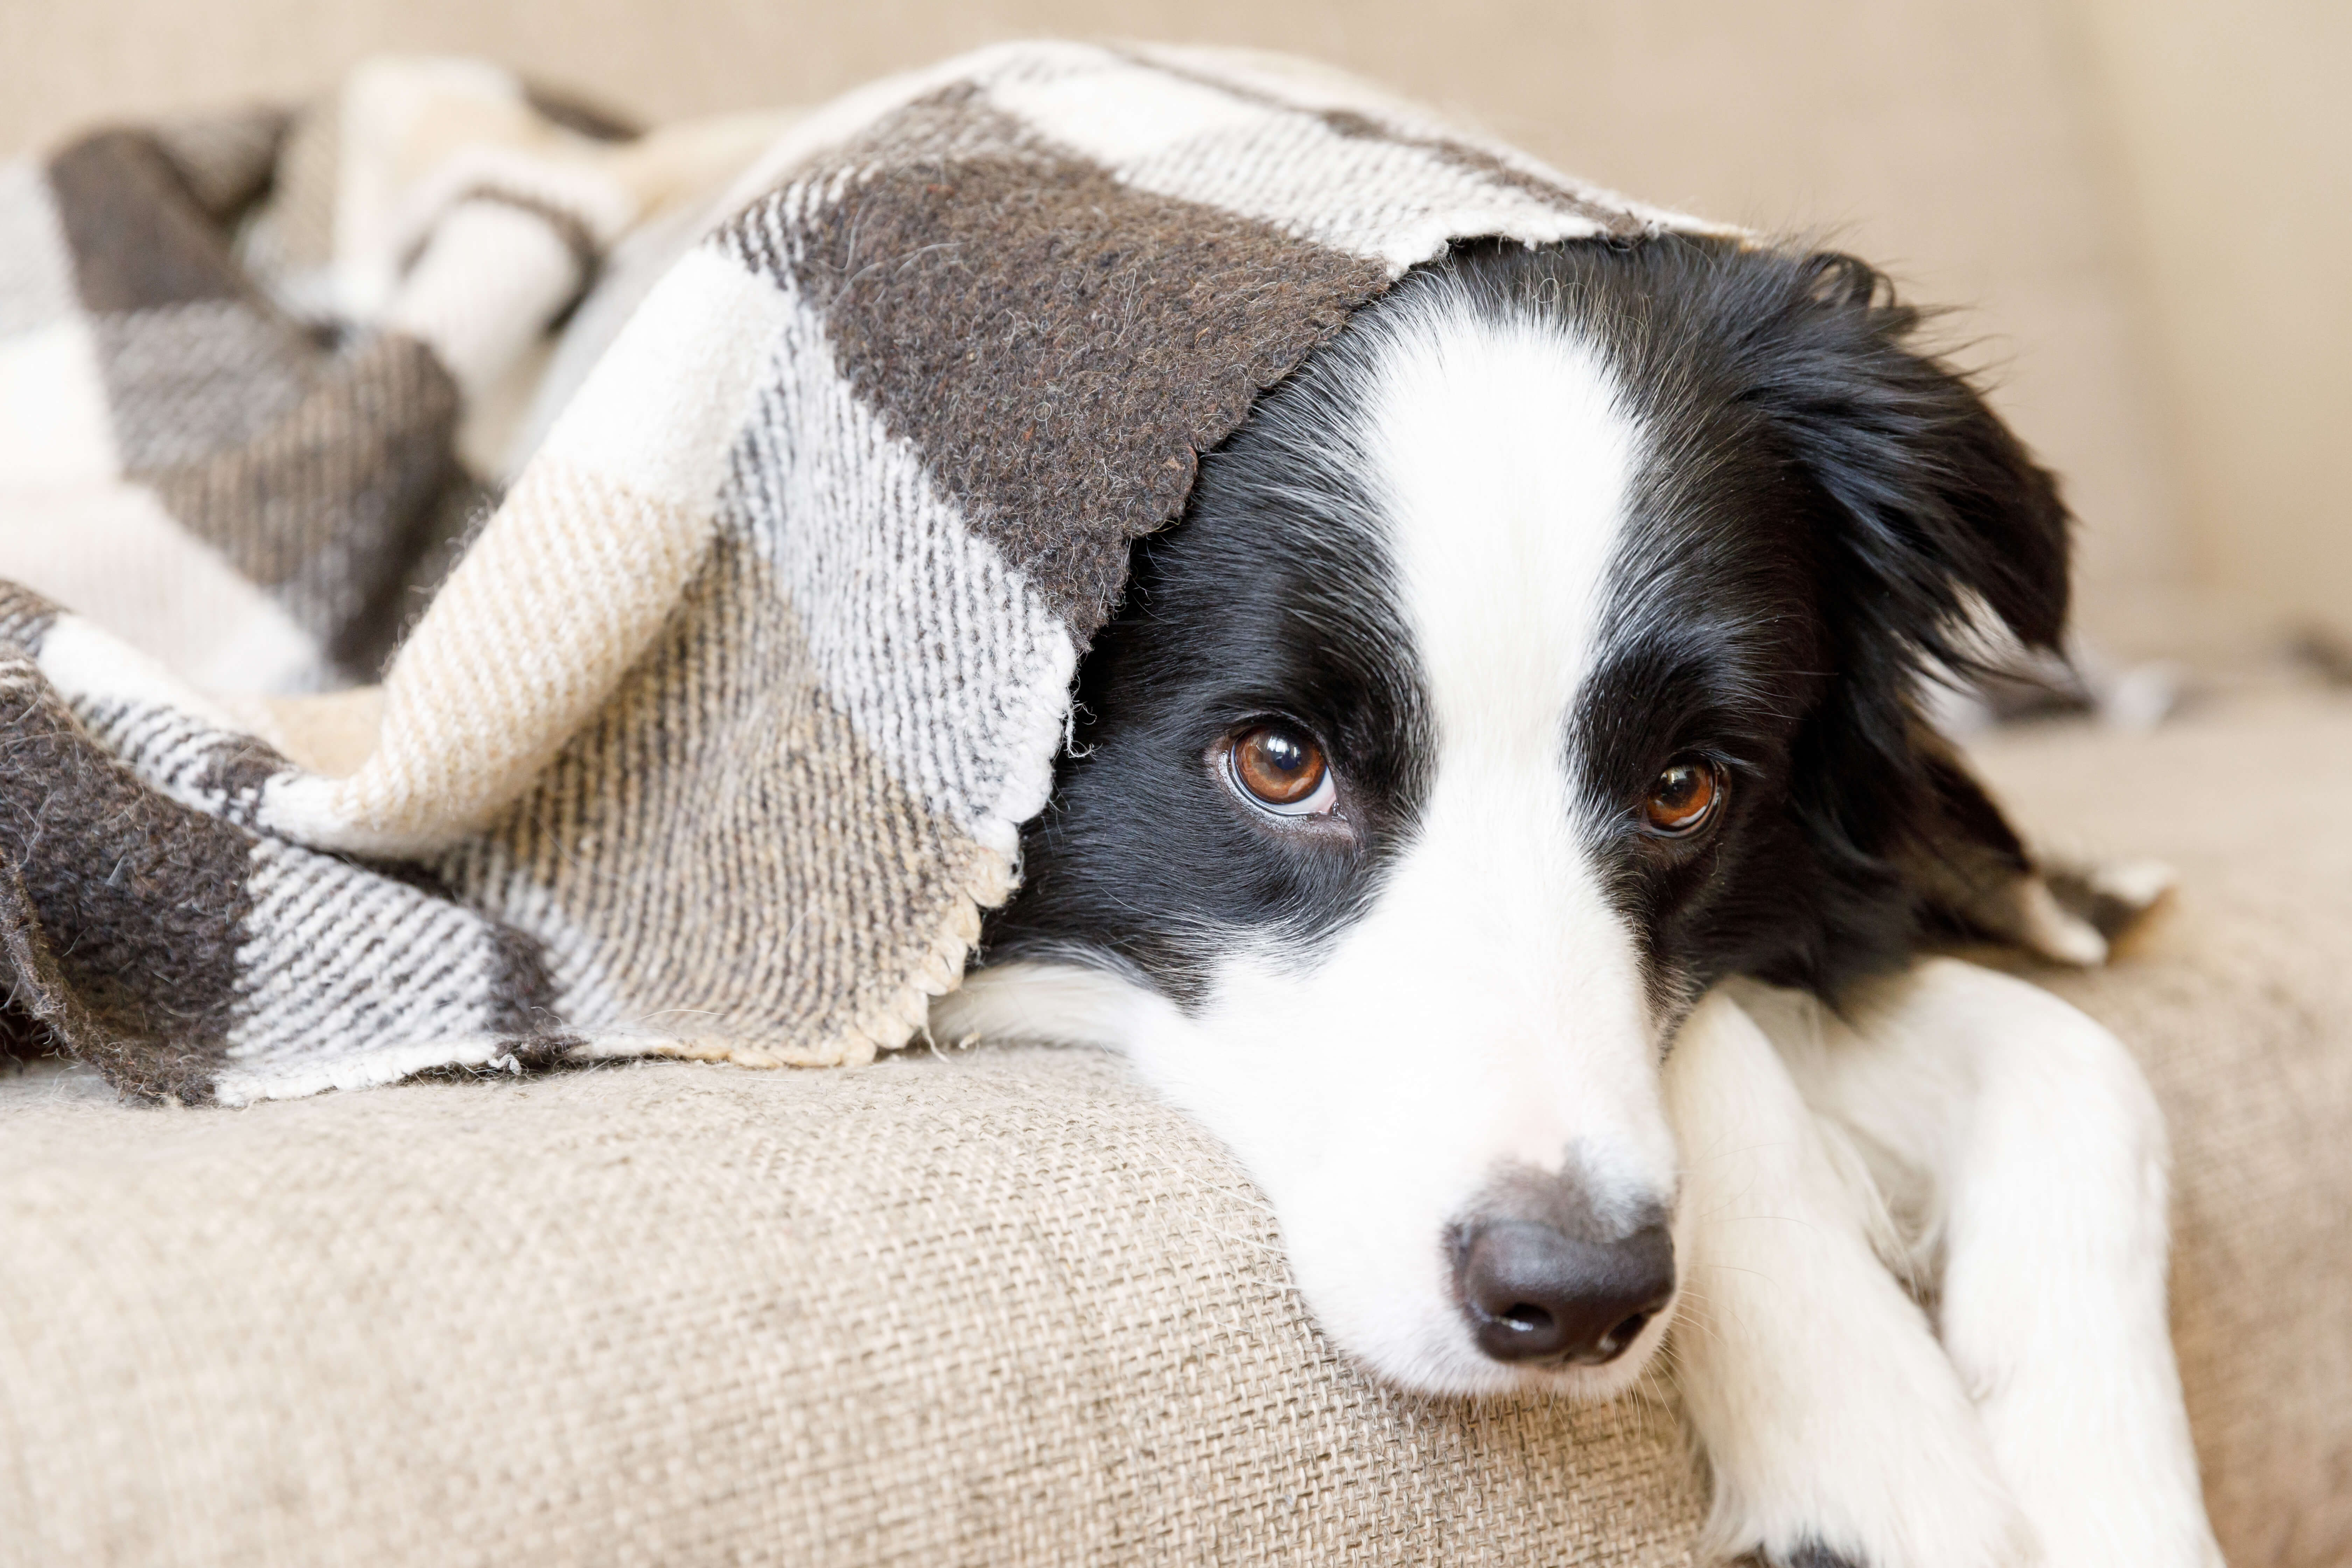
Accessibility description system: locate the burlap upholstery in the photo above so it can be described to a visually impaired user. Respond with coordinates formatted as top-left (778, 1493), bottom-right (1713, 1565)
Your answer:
top-left (0, 1047), bottom-right (1708, 1566)
top-left (4, 693), bottom-right (2348, 1566)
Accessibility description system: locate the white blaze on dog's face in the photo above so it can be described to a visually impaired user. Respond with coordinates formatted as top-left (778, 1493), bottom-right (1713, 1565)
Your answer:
top-left (942, 238), bottom-right (2077, 1398)
top-left (947, 278), bottom-right (1685, 1398)
top-left (1144, 307), bottom-right (1672, 1395)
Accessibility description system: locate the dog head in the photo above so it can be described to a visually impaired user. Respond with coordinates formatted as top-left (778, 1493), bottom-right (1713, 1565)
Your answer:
top-left (942, 236), bottom-right (2070, 1395)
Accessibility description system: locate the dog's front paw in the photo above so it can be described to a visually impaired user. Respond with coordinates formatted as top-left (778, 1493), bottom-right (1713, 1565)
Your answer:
top-left (1668, 995), bottom-right (2043, 1568)
top-left (1727, 1544), bottom-right (1862, 1568)
top-left (1710, 1470), bottom-right (2039, 1568)
top-left (1732, 1511), bottom-right (2035, 1568)
top-left (1773, 1546), bottom-right (1866, 1568)
top-left (1750, 1539), bottom-right (2020, 1568)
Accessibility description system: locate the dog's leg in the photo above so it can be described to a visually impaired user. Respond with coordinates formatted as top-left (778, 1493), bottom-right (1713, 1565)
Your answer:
top-left (1751, 958), bottom-right (2223, 1568)
top-left (1665, 990), bottom-right (2039, 1568)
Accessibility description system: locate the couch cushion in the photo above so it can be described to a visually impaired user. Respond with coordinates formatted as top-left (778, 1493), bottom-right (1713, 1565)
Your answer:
top-left (0, 1041), bottom-right (1704, 1566)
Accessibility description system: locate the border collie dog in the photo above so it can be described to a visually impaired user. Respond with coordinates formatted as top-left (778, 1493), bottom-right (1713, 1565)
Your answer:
top-left (935, 237), bottom-right (2220, 1567)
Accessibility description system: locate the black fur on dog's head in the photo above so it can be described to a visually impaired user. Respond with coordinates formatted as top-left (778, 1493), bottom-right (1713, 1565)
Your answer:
top-left (1566, 236), bottom-right (2070, 1001)
top-left (986, 234), bottom-right (2068, 1013)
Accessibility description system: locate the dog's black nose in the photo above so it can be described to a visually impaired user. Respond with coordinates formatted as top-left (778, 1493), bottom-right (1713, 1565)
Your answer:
top-left (1455, 1218), bottom-right (1675, 1365)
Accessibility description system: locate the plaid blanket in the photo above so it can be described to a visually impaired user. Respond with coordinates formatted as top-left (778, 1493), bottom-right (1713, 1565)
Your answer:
top-left (0, 43), bottom-right (1736, 1104)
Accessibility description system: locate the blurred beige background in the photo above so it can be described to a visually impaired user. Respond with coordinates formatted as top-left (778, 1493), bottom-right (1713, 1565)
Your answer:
top-left (6, 0), bottom-right (2345, 661)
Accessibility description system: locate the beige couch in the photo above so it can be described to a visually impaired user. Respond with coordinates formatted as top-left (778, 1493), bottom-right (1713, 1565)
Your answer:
top-left (6, 692), bottom-right (2348, 1567)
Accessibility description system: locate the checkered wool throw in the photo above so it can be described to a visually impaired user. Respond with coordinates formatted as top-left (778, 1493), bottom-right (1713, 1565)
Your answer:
top-left (0, 43), bottom-right (1750, 1104)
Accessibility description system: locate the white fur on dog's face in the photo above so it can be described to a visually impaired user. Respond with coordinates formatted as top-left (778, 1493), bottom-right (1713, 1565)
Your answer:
top-left (939, 299), bottom-right (1681, 1395)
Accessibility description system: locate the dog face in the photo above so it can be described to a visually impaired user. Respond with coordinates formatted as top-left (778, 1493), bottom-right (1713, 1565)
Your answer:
top-left (943, 237), bottom-right (2069, 1396)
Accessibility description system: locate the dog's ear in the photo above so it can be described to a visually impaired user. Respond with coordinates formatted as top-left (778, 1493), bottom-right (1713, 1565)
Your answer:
top-left (1727, 249), bottom-right (2088, 987)
top-left (1895, 723), bottom-right (2117, 967)
top-left (1757, 251), bottom-right (2071, 665)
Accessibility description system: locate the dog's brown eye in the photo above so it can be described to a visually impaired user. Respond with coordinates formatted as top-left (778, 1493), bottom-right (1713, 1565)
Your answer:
top-left (1643, 761), bottom-right (1721, 836)
top-left (1227, 724), bottom-right (1334, 816)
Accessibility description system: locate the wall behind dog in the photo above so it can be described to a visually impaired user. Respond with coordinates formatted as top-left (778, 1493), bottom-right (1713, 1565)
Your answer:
top-left (6, 0), bottom-right (2341, 658)
top-left (2066, 0), bottom-right (2352, 646)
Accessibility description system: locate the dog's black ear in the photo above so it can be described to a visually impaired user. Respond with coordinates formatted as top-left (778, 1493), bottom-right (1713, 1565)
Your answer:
top-left (1721, 248), bottom-right (2084, 990)
top-left (1758, 251), bottom-right (2071, 665)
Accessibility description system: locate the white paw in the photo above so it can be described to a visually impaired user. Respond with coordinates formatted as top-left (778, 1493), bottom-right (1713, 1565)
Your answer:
top-left (1874, 964), bottom-right (2225, 1568)
top-left (1665, 992), bottom-right (2042, 1568)
top-left (1684, 1323), bottom-right (2044, 1568)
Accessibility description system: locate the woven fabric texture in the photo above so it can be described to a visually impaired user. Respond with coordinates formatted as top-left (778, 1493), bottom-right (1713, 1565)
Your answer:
top-left (3, 694), bottom-right (2348, 1567)
top-left (0, 43), bottom-right (1728, 1107)
top-left (0, 1047), bottom-right (1707, 1568)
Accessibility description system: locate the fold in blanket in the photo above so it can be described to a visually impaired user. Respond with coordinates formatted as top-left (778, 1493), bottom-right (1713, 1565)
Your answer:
top-left (1, 44), bottom-right (1747, 1102)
